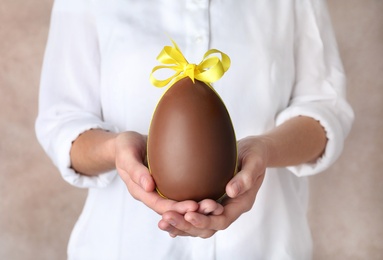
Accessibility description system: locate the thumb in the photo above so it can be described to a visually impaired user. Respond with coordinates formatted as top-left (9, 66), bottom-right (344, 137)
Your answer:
top-left (226, 158), bottom-right (264, 198)
top-left (124, 153), bottom-right (155, 191)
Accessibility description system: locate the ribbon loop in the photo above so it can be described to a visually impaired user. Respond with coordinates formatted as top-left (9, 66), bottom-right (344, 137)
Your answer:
top-left (150, 40), bottom-right (230, 88)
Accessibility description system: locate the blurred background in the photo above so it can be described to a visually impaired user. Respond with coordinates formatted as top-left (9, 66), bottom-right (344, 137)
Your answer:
top-left (0, 0), bottom-right (382, 259)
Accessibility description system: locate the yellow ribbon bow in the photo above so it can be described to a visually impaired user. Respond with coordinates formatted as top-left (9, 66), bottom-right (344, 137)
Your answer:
top-left (150, 40), bottom-right (231, 88)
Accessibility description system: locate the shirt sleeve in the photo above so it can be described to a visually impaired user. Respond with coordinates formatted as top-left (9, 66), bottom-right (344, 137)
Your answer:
top-left (275, 0), bottom-right (354, 176)
top-left (35, 0), bottom-right (119, 188)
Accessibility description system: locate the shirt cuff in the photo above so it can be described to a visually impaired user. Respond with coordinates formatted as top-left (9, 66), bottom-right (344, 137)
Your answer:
top-left (275, 102), bottom-right (345, 177)
top-left (53, 120), bottom-right (119, 188)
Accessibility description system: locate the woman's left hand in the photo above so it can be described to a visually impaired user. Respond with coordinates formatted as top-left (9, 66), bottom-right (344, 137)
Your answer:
top-left (158, 136), bottom-right (268, 238)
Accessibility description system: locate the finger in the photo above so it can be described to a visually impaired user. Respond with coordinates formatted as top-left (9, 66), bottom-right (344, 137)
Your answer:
top-left (184, 207), bottom-right (236, 231)
top-left (158, 219), bottom-right (194, 238)
top-left (123, 174), bottom-right (198, 215)
top-left (160, 211), bottom-right (192, 237)
top-left (185, 202), bottom-right (240, 231)
top-left (183, 210), bottom-right (233, 235)
top-left (187, 181), bottom-right (263, 231)
top-left (184, 211), bottom-right (213, 229)
top-left (225, 174), bottom-right (264, 215)
top-left (158, 213), bottom-right (189, 237)
top-left (163, 178), bottom-right (263, 237)
top-left (197, 199), bottom-right (224, 215)
top-left (171, 200), bottom-right (199, 214)
top-left (161, 211), bottom-right (216, 238)
top-left (158, 219), bottom-right (179, 238)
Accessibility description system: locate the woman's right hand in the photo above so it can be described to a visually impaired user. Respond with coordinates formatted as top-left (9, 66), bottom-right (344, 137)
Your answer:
top-left (115, 131), bottom-right (200, 215)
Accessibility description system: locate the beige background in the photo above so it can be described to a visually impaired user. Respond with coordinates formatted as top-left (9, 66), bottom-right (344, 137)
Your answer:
top-left (0, 0), bottom-right (382, 259)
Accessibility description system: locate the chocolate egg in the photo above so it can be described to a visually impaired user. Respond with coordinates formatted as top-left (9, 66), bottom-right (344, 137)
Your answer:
top-left (147, 77), bottom-right (237, 201)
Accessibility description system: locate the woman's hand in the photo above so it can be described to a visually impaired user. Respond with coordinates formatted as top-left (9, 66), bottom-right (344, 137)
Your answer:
top-left (158, 136), bottom-right (268, 238)
top-left (115, 131), bottom-right (199, 215)
top-left (70, 117), bottom-right (325, 237)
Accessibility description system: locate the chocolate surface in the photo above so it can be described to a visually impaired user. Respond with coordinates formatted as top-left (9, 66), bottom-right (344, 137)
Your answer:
top-left (147, 77), bottom-right (237, 201)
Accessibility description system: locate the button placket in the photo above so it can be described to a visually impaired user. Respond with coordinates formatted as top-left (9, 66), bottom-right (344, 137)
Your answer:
top-left (184, 0), bottom-right (211, 63)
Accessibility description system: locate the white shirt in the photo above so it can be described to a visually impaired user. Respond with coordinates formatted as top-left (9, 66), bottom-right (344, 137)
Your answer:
top-left (36, 0), bottom-right (354, 259)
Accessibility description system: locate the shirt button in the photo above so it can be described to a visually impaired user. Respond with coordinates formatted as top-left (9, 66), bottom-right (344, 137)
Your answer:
top-left (195, 36), bottom-right (203, 44)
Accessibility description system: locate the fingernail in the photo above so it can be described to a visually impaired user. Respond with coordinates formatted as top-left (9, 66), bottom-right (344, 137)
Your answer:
top-left (229, 181), bottom-right (240, 197)
top-left (140, 176), bottom-right (148, 190)
top-left (185, 214), bottom-right (197, 225)
top-left (188, 217), bottom-right (197, 225)
top-left (167, 218), bottom-right (177, 227)
top-left (202, 208), bottom-right (210, 215)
